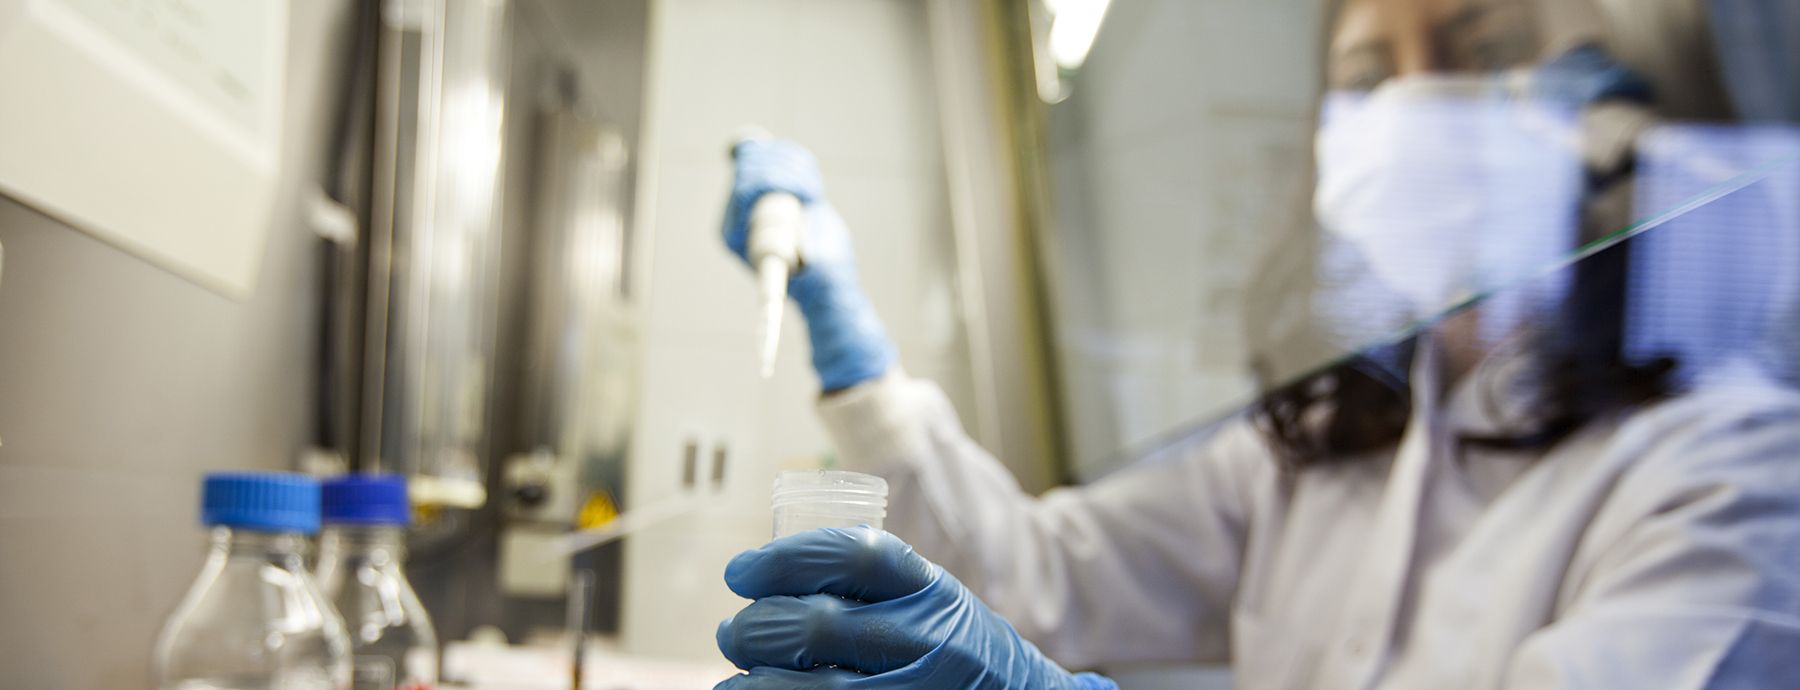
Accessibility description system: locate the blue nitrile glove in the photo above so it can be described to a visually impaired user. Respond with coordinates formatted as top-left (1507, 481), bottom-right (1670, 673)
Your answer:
top-left (723, 139), bottom-right (897, 392)
top-left (714, 527), bottom-right (1119, 690)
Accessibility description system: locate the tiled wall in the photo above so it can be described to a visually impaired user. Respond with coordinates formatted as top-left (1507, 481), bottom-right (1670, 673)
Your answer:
top-left (0, 2), bottom-right (355, 687)
top-left (618, 0), bottom-right (974, 661)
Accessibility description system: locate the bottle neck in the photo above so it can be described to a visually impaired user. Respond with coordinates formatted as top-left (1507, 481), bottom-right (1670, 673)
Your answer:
top-left (320, 524), bottom-right (408, 566)
top-left (209, 526), bottom-right (311, 564)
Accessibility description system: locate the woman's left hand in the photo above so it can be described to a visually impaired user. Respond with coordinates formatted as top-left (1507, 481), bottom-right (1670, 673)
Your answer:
top-left (715, 527), bottom-right (1118, 690)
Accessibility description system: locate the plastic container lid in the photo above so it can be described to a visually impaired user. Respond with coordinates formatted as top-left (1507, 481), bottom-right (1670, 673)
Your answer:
top-left (771, 470), bottom-right (888, 509)
top-left (202, 472), bottom-right (321, 534)
top-left (771, 470), bottom-right (888, 539)
top-left (321, 474), bottom-right (412, 526)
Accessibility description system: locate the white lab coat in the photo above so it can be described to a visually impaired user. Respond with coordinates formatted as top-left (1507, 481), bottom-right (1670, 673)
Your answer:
top-left (815, 342), bottom-right (1800, 689)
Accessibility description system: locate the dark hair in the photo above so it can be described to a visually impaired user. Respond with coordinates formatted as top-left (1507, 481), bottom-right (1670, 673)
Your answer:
top-left (1250, 236), bottom-right (1679, 468)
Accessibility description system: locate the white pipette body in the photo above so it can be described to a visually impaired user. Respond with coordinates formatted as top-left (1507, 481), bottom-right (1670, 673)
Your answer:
top-left (747, 192), bottom-right (804, 378)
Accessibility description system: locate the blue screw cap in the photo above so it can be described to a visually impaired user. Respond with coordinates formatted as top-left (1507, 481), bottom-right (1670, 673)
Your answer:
top-left (321, 474), bottom-right (411, 526)
top-left (202, 472), bottom-right (322, 535)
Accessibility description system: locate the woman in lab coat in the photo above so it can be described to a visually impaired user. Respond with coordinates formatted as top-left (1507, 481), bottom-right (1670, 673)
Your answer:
top-left (712, 0), bottom-right (1800, 688)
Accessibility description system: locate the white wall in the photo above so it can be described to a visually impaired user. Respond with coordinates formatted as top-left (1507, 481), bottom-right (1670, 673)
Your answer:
top-left (618, 0), bottom-right (973, 661)
top-left (0, 2), bottom-right (356, 687)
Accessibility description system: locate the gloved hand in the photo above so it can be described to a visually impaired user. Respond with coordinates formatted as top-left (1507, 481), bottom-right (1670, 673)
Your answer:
top-left (714, 527), bottom-right (1118, 690)
top-left (723, 139), bottom-right (896, 392)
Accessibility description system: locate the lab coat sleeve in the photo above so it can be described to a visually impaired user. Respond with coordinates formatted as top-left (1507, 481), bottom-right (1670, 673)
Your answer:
top-left (1502, 389), bottom-right (1800, 688)
top-left (816, 372), bottom-right (1269, 669)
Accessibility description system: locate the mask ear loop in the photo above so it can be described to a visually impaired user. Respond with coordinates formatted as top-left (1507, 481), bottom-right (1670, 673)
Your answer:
top-left (1452, 324), bottom-right (1551, 453)
top-left (1475, 323), bottom-right (1545, 436)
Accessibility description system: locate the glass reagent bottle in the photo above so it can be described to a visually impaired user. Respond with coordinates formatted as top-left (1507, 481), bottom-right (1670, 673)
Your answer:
top-left (153, 472), bottom-right (352, 690)
top-left (316, 475), bottom-right (438, 690)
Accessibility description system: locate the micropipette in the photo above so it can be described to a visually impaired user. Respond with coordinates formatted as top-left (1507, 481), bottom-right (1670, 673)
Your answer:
top-left (734, 130), bottom-right (806, 379)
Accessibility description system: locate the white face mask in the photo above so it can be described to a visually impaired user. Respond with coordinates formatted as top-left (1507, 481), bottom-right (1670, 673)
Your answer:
top-left (1313, 75), bottom-right (1586, 331)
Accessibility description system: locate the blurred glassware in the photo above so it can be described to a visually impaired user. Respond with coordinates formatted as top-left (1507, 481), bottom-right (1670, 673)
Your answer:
top-left (154, 473), bottom-right (350, 690)
top-left (317, 475), bottom-right (438, 690)
top-left (361, 0), bottom-right (511, 510)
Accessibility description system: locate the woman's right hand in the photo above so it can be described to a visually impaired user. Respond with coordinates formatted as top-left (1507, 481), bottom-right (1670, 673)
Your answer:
top-left (723, 139), bottom-right (896, 392)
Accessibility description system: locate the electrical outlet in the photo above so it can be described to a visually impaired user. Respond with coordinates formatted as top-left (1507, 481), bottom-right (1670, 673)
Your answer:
top-left (710, 440), bottom-right (729, 489)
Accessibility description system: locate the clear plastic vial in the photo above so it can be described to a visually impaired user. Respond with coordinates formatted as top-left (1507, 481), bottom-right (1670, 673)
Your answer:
top-left (316, 475), bottom-right (438, 690)
top-left (153, 473), bottom-right (352, 690)
top-left (771, 470), bottom-right (889, 538)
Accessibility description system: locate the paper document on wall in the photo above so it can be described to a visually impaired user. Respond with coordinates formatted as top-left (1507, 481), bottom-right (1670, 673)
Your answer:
top-left (0, 0), bottom-right (289, 298)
